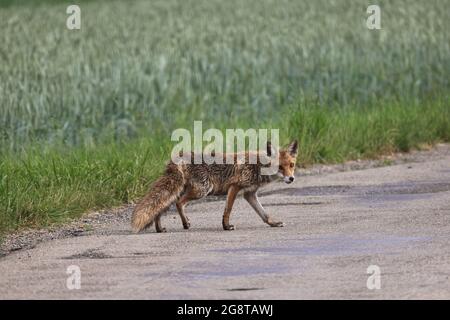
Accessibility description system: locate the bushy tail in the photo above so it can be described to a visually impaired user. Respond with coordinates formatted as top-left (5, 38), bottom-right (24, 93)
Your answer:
top-left (131, 163), bottom-right (185, 232)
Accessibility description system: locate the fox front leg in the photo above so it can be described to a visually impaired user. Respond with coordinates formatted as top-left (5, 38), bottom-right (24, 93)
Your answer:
top-left (222, 185), bottom-right (240, 230)
top-left (244, 191), bottom-right (284, 227)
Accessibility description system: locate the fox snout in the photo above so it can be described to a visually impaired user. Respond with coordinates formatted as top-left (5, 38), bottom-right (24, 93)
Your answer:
top-left (284, 176), bottom-right (295, 184)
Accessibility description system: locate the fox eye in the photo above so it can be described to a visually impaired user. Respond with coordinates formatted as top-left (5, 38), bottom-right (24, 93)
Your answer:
top-left (290, 163), bottom-right (295, 168)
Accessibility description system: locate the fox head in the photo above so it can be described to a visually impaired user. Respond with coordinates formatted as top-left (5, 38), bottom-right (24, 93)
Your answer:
top-left (267, 140), bottom-right (298, 184)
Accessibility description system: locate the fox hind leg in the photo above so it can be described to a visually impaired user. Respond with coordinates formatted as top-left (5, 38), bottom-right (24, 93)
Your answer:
top-left (176, 185), bottom-right (210, 230)
top-left (155, 213), bottom-right (166, 233)
top-left (176, 195), bottom-right (193, 230)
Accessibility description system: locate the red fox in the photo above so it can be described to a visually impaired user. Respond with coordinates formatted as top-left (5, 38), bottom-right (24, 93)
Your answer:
top-left (131, 140), bottom-right (298, 233)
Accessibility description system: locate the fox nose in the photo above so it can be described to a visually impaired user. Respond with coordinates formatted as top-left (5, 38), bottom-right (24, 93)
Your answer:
top-left (289, 176), bottom-right (294, 182)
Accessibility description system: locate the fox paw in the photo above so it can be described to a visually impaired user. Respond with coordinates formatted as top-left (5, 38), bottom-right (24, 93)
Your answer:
top-left (223, 224), bottom-right (235, 231)
top-left (183, 222), bottom-right (190, 230)
top-left (268, 221), bottom-right (284, 227)
top-left (156, 228), bottom-right (167, 233)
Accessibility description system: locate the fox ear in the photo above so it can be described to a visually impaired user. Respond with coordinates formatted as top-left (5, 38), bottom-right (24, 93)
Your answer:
top-left (266, 141), bottom-right (272, 157)
top-left (266, 141), bottom-right (277, 157)
top-left (287, 140), bottom-right (298, 156)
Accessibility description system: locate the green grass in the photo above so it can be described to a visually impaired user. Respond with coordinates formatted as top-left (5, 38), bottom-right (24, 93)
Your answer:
top-left (1, 0), bottom-right (450, 235)
top-left (288, 97), bottom-right (450, 164)
top-left (0, 138), bottom-right (169, 233)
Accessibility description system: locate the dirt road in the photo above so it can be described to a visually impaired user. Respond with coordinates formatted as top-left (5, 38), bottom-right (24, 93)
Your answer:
top-left (1, 145), bottom-right (449, 299)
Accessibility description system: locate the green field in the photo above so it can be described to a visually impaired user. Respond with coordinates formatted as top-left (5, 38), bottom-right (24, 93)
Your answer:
top-left (1, 0), bottom-right (449, 235)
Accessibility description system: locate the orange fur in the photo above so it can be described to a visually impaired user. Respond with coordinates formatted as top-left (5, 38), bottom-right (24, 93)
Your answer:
top-left (131, 140), bottom-right (298, 233)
